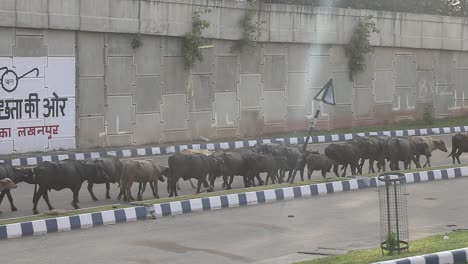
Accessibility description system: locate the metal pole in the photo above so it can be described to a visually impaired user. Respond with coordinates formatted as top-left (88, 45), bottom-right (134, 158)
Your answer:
top-left (289, 105), bottom-right (321, 184)
top-left (386, 180), bottom-right (392, 252)
top-left (394, 181), bottom-right (401, 254)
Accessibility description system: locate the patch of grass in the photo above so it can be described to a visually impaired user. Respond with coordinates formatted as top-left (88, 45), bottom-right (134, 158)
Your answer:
top-left (359, 164), bottom-right (468, 178)
top-left (296, 230), bottom-right (468, 264)
top-left (137, 177), bottom-right (347, 205)
top-left (0, 204), bottom-right (131, 226)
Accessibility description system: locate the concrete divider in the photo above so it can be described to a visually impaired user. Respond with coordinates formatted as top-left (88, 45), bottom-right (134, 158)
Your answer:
top-left (374, 247), bottom-right (468, 264)
top-left (2, 125), bottom-right (466, 166)
top-left (0, 206), bottom-right (147, 240)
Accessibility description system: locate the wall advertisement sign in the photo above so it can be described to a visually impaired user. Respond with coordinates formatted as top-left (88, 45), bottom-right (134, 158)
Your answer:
top-left (0, 57), bottom-right (76, 154)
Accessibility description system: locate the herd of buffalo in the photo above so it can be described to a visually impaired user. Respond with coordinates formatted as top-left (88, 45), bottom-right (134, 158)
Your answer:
top-left (1, 133), bottom-right (468, 215)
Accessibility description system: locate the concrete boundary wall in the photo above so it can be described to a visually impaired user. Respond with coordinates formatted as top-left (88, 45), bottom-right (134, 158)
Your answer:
top-left (1, 0), bottom-right (468, 50)
top-left (2, 1), bottom-right (468, 151)
top-left (1, 166), bottom-right (468, 241)
top-left (1, 125), bottom-right (465, 166)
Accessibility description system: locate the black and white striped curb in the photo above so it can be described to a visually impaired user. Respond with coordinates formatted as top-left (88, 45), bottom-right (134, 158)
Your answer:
top-left (374, 247), bottom-right (468, 264)
top-left (144, 178), bottom-right (367, 218)
top-left (2, 125), bottom-right (467, 167)
top-left (369, 167), bottom-right (468, 187)
top-left (0, 206), bottom-right (147, 240)
top-left (142, 166), bottom-right (468, 219)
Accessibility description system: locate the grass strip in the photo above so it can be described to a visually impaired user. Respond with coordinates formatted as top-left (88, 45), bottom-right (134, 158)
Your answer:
top-left (0, 204), bottom-right (131, 226)
top-left (296, 230), bottom-right (468, 264)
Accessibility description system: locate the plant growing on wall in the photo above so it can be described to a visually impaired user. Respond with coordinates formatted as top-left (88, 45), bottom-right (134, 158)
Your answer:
top-left (183, 9), bottom-right (211, 70)
top-left (231, 2), bottom-right (264, 53)
top-left (344, 15), bottom-right (378, 80)
top-left (131, 33), bottom-right (143, 49)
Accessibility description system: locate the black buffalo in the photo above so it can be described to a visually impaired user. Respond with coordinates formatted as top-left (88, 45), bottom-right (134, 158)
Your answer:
top-left (325, 142), bottom-right (361, 177)
top-left (86, 157), bottom-right (123, 201)
top-left (31, 159), bottom-right (109, 214)
top-left (0, 164), bottom-right (34, 212)
top-left (244, 153), bottom-right (286, 185)
top-left (167, 153), bottom-right (211, 197)
top-left (448, 133), bottom-right (468, 164)
top-left (385, 137), bottom-right (427, 171)
top-left (218, 149), bottom-right (260, 190)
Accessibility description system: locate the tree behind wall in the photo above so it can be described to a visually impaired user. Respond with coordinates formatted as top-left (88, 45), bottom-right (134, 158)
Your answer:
top-left (260, 0), bottom-right (468, 17)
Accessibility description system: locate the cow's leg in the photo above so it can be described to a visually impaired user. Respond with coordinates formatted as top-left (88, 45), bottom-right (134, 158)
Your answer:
top-left (300, 168), bottom-right (305, 181)
top-left (229, 176), bottom-right (235, 189)
top-left (242, 175), bottom-right (249, 188)
top-left (359, 159), bottom-right (365, 174)
top-left (71, 189), bottom-right (80, 209)
top-left (424, 155), bottom-right (431, 167)
top-left (152, 181), bottom-right (159, 199)
top-left (307, 168), bottom-right (313, 180)
top-left (456, 149), bottom-right (463, 164)
top-left (196, 179), bottom-right (203, 194)
top-left (42, 190), bottom-right (54, 211)
top-left (341, 164), bottom-right (348, 177)
top-left (0, 191), bottom-right (6, 212)
top-left (226, 175), bottom-right (234, 190)
top-left (105, 183), bottom-right (111, 199)
top-left (209, 173), bottom-right (216, 191)
top-left (256, 174), bottom-right (264, 186)
top-left (188, 178), bottom-right (196, 189)
top-left (333, 164), bottom-right (339, 177)
top-left (138, 182), bottom-right (146, 201)
top-left (321, 169), bottom-right (327, 178)
top-left (222, 175), bottom-right (227, 189)
top-left (202, 176), bottom-right (209, 188)
top-left (4, 190), bottom-right (17, 211)
top-left (32, 187), bottom-right (46, 215)
top-left (369, 159), bottom-right (375, 173)
top-left (87, 182), bottom-right (99, 201)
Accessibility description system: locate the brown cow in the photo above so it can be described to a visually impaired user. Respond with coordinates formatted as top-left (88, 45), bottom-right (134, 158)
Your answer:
top-left (0, 178), bottom-right (17, 192)
top-left (409, 136), bottom-right (447, 167)
top-left (119, 160), bottom-right (165, 202)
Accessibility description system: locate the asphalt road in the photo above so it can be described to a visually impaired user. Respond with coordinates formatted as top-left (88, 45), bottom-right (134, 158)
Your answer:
top-left (0, 134), bottom-right (465, 219)
top-left (3, 176), bottom-right (468, 264)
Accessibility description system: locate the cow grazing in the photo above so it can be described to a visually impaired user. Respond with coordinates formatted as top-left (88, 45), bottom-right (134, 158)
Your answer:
top-left (305, 153), bottom-right (334, 179)
top-left (448, 133), bottom-right (468, 164)
top-left (167, 153), bottom-right (211, 197)
top-left (0, 178), bottom-right (17, 192)
top-left (0, 164), bottom-right (34, 212)
top-left (31, 159), bottom-right (109, 214)
top-left (86, 157), bottom-right (123, 201)
top-left (119, 159), bottom-right (165, 202)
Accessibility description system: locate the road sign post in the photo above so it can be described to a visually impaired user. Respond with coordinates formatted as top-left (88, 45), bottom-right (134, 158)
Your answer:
top-left (289, 79), bottom-right (336, 184)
